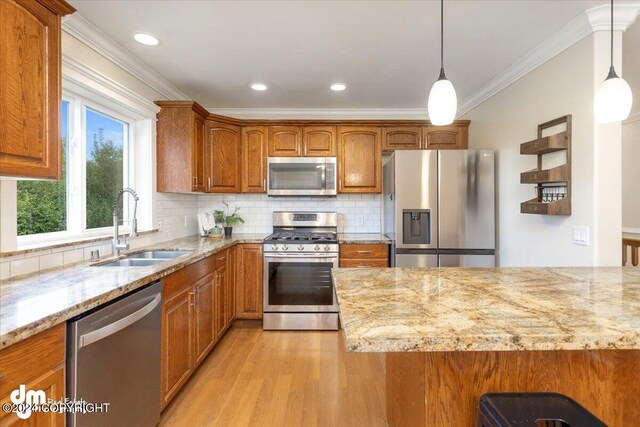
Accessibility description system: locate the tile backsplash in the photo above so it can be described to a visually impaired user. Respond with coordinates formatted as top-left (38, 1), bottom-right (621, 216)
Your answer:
top-left (197, 194), bottom-right (382, 234)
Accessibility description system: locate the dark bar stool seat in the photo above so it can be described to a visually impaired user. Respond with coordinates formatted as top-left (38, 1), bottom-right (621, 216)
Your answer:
top-left (477, 392), bottom-right (608, 427)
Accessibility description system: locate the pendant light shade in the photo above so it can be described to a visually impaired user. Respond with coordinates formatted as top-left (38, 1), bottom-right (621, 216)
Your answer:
top-left (428, 0), bottom-right (457, 126)
top-left (428, 74), bottom-right (457, 125)
top-left (594, 0), bottom-right (633, 123)
top-left (594, 71), bottom-right (633, 123)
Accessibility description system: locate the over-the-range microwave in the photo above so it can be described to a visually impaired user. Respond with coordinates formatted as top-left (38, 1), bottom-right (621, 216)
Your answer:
top-left (267, 157), bottom-right (337, 196)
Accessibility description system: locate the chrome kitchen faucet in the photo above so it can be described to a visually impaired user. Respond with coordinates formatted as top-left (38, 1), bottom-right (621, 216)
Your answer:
top-left (112, 188), bottom-right (139, 256)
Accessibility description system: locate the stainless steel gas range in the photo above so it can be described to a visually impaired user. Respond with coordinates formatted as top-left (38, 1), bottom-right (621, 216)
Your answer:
top-left (263, 211), bottom-right (340, 330)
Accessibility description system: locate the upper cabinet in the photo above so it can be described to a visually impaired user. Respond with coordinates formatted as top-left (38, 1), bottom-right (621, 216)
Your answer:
top-left (156, 101), bottom-right (209, 192)
top-left (423, 123), bottom-right (469, 150)
top-left (337, 126), bottom-right (382, 194)
top-left (268, 126), bottom-right (302, 157)
top-left (303, 126), bottom-right (337, 156)
top-left (206, 121), bottom-right (241, 193)
top-left (0, 0), bottom-right (75, 179)
top-left (382, 127), bottom-right (422, 151)
top-left (241, 126), bottom-right (268, 193)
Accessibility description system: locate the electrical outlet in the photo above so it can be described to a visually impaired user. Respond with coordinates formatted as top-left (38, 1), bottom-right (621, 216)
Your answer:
top-left (573, 226), bottom-right (589, 246)
top-left (356, 215), bottom-right (364, 226)
top-left (185, 215), bottom-right (189, 227)
top-left (157, 218), bottom-right (163, 230)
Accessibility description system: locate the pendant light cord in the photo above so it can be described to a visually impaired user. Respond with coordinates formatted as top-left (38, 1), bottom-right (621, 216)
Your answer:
top-left (610, 0), bottom-right (614, 68)
top-left (440, 0), bottom-right (444, 72)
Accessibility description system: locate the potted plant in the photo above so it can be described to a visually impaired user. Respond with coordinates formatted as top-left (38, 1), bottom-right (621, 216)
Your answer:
top-left (213, 201), bottom-right (245, 238)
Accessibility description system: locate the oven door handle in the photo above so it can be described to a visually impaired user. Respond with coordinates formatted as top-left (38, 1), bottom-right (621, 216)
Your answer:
top-left (265, 255), bottom-right (338, 262)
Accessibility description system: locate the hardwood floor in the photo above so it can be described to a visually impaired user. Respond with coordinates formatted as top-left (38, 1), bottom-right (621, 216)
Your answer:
top-left (159, 320), bottom-right (387, 427)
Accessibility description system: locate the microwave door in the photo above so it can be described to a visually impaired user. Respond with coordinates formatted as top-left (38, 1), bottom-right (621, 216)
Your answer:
top-left (267, 157), bottom-right (337, 196)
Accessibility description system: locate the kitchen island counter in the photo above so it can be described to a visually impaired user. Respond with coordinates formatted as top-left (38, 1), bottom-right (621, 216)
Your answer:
top-left (332, 267), bottom-right (640, 426)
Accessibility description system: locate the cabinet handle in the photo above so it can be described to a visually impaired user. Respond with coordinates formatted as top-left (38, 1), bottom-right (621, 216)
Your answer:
top-left (193, 176), bottom-right (198, 190)
top-left (356, 251), bottom-right (373, 254)
top-left (263, 178), bottom-right (266, 191)
top-left (218, 256), bottom-right (226, 261)
top-left (207, 177), bottom-right (211, 191)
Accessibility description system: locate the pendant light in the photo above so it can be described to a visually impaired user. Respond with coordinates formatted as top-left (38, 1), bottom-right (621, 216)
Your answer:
top-left (428, 0), bottom-right (457, 126)
top-left (594, 0), bottom-right (633, 123)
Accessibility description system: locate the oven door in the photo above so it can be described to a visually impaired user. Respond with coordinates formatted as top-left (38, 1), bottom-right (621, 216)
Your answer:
top-left (263, 254), bottom-right (339, 312)
top-left (267, 157), bottom-right (337, 196)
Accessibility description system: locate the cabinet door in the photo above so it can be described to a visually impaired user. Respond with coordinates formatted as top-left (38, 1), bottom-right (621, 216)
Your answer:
top-left (161, 286), bottom-right (194, 408)
top-left (193, 273), bottom-right (215, 366)
top-left (214, 265), bottom-right (227, 338)
top-left (226, 245), bottom-right (237, 324)
top-left (423, 124), bottom-right (468, 150)
top-left (382, 127), bottom-right (422, 151)
top-left (241, 126), bottom-right (267, 193)
top-left (0, 0), bottom-right (73, 179)
top-left (268, 126), bottom-right (302, 157)
top-left (192, 114), bottom-right (206, 191)
top-left (206, 122), bottom-right (241, 193)
top-left (303, 126), bottom-right (336, 156)
top-left (0, 365), bottom-right (65, 426)
top-left (338, 126), bottom-right (382, 193)
top-left (236, 244), bottom-right (264, 319)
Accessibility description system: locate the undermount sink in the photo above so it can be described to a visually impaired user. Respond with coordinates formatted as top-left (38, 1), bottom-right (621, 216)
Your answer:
top-left (95, 258), bottom-right (167, 267)
top-left (125, 250), bottom-right (192, 259)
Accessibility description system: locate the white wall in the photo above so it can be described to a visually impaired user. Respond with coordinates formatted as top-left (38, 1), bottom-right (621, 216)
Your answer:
top-left (622, 119), bottom-right (640, 231)
top-left (198, 194), bottom-right (381, 234)
top-left (464, 35), bottom-right (621, 267)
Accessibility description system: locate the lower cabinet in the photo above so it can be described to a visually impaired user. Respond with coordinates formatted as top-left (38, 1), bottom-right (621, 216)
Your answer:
top-left (236, 244), bottom-right (264, 319)
top-left (339, 244), bottom-right (390, 267)
top-left (194, 273), bottom-right (216, 366)
top-left (214, 250), bottom-right (229, 338)
top-left (0, 324), bottom-right (66, 427)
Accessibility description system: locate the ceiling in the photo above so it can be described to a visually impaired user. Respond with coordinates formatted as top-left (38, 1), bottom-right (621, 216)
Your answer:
top-left (69, 1), bottom-right (616, 110)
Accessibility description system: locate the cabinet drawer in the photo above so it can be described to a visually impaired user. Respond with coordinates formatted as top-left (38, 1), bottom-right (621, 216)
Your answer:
top-left (215, 249), bottom-right (228, 269)
top-left (164, 255), bottom-right (216, 299)
top-left (0, 324), bottom-right (65, 394)
top-left (340, 259), bottom-right (388, 268)
top-left (340, 244), bottom-right (388, 260)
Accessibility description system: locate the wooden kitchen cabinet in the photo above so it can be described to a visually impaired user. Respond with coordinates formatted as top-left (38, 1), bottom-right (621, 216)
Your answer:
top-left (226, 245), bottom-right (237, 324)
top-left (303, 126), bottom-right (337, 156)
top-left (0, 0), bottom-right (75, 179)
top-left (193, 273), bottom-right (215, 366)
top-left (0, 324), bottom-right (66, 426)
top-left (423, 124), bottom-right (469, 150)
top-left (268, 126), bottom-right (303, 157)
top-left (339, 244), bottom-right (389, 267)
top-left (156, 101), bottom-right (209, 192)
top-left (382, 127), bottom-right (422, 151)
top-left (337, 126), bottom-right (382, 193)
top-left (205, 121), bottom-right (241, 193)
top-left (241, 126), bottom-right (268, 193)
top-left (236, 244), bottom-right (264, 319)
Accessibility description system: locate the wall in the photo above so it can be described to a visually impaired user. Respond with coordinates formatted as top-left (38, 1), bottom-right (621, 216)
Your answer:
top-left (622, 119), bottom-right (640, 231)
top-left (198, 194), bottom-right (381, 234)
top-left (464, 35), bottom-right (611, 267)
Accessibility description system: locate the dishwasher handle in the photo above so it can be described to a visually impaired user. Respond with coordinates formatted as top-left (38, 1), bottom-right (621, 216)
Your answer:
top-left (79, 294), bottom-right (161, 348)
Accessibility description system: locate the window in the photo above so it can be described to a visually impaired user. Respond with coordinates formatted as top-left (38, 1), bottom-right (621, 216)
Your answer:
top-left (17, 94), bottom-right (133, 240)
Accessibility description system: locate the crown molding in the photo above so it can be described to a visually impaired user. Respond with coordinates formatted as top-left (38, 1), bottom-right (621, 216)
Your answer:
top-left (586, 3), bottom-right (640, 32)
top-left (458, 3), bottom-right (640, 118)
top-left (62, 13), bottom-right (188, 101)
top-left (206, 108), bottom-right (429, 120)
top-left (624, 109), bottom-right (640, 124)
top-left (62, 54), bottom-right (160, 118)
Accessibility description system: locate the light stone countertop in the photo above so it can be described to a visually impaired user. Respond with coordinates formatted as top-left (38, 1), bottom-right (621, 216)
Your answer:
top-left (332, 267), bottom-right (640, 353)
top-left (337, 234), bottom-right (393, 244)
top-left (0, 234), bottom-right (267, 350)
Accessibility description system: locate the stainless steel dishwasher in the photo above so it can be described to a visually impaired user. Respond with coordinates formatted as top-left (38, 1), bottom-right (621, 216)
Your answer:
top-left (67, 281), bottom-right (162, 426)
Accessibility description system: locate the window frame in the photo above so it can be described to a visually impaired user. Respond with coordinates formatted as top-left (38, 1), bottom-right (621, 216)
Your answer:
top-left (17, 91), bottom-right (136, 245)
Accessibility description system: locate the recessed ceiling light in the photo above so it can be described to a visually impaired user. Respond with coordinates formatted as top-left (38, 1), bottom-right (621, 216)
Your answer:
top-left (330, 83), bottom-right (347, 91)
top-left (251, 83), bottom-right (268, 91)
top-left (133, 32), bottom-right (159, 46)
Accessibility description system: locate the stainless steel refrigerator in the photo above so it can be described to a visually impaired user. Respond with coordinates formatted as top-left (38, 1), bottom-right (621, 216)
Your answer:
top-left (383, 150), bottom-right (495, 267)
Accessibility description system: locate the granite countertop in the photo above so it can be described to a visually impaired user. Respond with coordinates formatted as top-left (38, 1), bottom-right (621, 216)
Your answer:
top-left (332, 267), bottom-right (640, 353)
top-left (337, 234), bottom-right (392, 244)
top-left (0, 234), bottom-right (266, 350)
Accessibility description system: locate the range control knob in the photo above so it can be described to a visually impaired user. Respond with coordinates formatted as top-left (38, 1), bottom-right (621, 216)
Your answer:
top-left (282, 244), bottom-right (289, 251)
top-left (324, 245), bottom-right (331, 252)
top-left (314, 245), bottom-right (320, 251)
top-left (298, 244), bottom-right (304, 251)
top-left (271, 244), bottom-right (279, 251)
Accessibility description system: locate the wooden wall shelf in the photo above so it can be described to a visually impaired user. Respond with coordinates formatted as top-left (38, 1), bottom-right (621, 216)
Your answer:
top-left (520, 115), bottom-right (572, 216)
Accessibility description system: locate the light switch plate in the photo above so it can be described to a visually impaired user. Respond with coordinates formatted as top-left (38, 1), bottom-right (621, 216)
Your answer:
top-left (573, 226), bottom-right (589, 246)
top-left (356, 215), bottom-right (364, 226)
